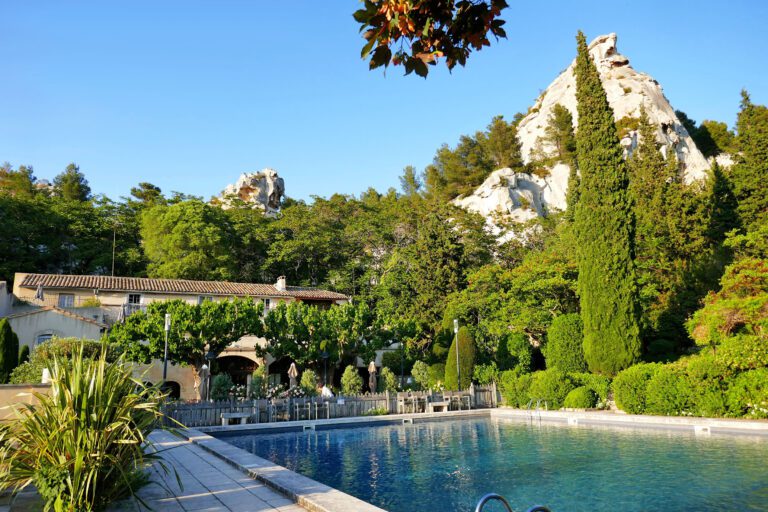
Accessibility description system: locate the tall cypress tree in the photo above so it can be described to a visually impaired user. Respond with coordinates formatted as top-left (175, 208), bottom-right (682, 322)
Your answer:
top-left (0, 319), bottom-right (19, 383)
top-left (573, 31), bottom-right (641, 374)
top-left (731, 90), bottom-right (768, 232)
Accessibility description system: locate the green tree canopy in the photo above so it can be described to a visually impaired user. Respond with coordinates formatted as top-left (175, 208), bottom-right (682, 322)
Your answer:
top-left (53, 163), bottom-right (91, 202)
top-left (573, 31), bottom-right (641, 375)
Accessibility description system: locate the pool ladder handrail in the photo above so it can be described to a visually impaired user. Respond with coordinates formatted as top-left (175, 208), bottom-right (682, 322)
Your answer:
top-left (526, 398), bottom-right (548, 425)
top-left (474, 493), bottom-right (551, 512)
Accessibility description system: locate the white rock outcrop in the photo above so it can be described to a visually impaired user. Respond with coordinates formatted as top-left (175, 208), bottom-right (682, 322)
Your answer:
top-left (456, 33), bottom-right (711, 234)
top-left (219, 168), bottom-right (285, 215)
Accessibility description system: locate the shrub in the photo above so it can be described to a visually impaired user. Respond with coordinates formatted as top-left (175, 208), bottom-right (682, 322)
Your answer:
top-left (473, 362), bottom-right (499, 385)
top-left (644, 366), bottom-right (691, 416)
top-left (249, 366), bottom-right (268, 399)
top-left (381, 349), bottom-right (412, 375)
top-left (10, 337), bottom-right (122, 384)
top-left (564, 386), bottom-right (597, 409)
top-left (0, 341), bottom-right (166, 511)
top-left (685, 355), bottom-right (729, 417)
top-left (570, 372), bottom-right (611, 403)
top-left (499, 370), bottom-right (532, 408)
top-left (341, 365), bottom-right (363, 395)
top-left (18, 345), bottom-right (30, 365)
top-left (725, 368), bottom-right (768, 418)
top-left (427, 363), bottom-right (445, 390)
top-left (300, 369), bottom-right (319, 397)
top-left (544, 314), bottom-right (586, 373)
top-left (0, 319), bottom-right (19, 383)
top-left (497, 332), bottom-right (533, 372)
top-left (445, 326), bottom-right (476, 390)
top-left (411, 360), bottom-right (430, 390)
top-left (211, 374), bottom-right (234, 401)
top-left (528, 368), bottom-right (576, 409)
top-left (716, 334), bottom-right (768, 371)
top-left (378, 367), bottom-right (398, 392)
top-left (612, 363), bottom-right (659, 414)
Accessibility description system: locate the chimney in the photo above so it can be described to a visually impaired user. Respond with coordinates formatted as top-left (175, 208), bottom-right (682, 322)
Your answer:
top-left (275, 276), bottom-right (286, 291)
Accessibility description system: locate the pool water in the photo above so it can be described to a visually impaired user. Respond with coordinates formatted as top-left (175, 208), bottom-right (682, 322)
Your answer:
top-left (218, 418), bottom-right (768, 511)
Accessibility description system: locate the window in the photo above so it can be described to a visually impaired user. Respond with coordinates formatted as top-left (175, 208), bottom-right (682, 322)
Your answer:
top-left (127, 294), bottom-right (142, 305)
top-left (36, 333), bottom-right (53, 346)
top-left (198, 295), bottom-right (213, 305)
top-left (57, 293), bottom-right (75, 308)
top-left (262, 298), bottom-right (271, 315)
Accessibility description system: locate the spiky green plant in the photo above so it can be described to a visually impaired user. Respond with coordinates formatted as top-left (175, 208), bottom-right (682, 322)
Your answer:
top-left (0, 341), bottom-right (171, 511)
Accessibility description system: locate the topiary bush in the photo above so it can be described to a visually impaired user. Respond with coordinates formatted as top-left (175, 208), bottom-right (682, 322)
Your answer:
top-left (544, 314), bottom-right (587, 373)
top-left (563, 386), bottom-right (597, 409)
top-left (528, 368), bottom-right (576, 409)
top-left (499, 370), bottom-right (532, 408)
top-left (570, 372), bottom-right (611, 404)
top-left (445, 326), bottom-right (476, 390)
top-left (684, 355), bottom-right (729, 417)
top-left (612, 362), bottom-right (659, 414)
top-left (0, 319), bottom-right (19, 383)
top-left (411, 360), bottom-right (430, 390)
top-left (300, 369), bottom-right (319, 397)
top-left (644, 366), bottom-right (692, 416)
top-left (210, 374), bottom-right (234, 401)
top-left (378, 367), bottom-right (398, 392)
top-left (341, 365), bottom-right (363, 395)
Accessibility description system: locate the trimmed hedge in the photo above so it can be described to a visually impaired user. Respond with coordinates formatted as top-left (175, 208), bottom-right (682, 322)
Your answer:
top-left (644, 366), bottom-right (691, 416)
top-left (528, 368), bottom-right (576, 409)
top-left (564, 386), bottom-right (597, 409)
top-left (612, 363), bottom-right (659, 414)
top-left (499, 370), bottom-right (533, 408)
top-left (545, 314), bottom-right (587, 373)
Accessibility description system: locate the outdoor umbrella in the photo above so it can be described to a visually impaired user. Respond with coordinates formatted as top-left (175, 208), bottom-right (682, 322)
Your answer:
top-left (368, 361), bottom-right (377, 393)
top-left (198, 364), bottom-right (210, 401)
top-left (288, 362), bottom-right (299, 388)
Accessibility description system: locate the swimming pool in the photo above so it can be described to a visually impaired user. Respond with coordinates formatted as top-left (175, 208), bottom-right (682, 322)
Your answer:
top-left (217, 417), bottom-right (768, 511)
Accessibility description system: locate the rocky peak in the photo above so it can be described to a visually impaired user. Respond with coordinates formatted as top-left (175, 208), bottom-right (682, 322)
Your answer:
top-left (219, 168), bottom-right (285, 215)
top-left (457, 33), bottom-right (711, 235)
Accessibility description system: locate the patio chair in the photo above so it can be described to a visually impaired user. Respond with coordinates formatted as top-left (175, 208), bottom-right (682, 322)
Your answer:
top-left (269, 399), bottom-right (290, 422)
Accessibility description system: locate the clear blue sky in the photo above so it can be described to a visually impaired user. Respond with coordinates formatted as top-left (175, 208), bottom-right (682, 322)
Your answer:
top-left (1, 1), bottom-right (766, 202)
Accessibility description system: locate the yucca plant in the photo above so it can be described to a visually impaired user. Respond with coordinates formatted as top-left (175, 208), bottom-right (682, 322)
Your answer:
top-left (0, 341), bottom-right (170, 511)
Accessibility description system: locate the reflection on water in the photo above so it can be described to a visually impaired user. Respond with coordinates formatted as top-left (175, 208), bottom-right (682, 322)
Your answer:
top-left (220, 418), bottom-right (768, 512)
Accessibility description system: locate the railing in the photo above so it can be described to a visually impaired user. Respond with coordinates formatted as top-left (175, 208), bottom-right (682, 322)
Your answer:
top-left (161, 384), bottom-right (498, 428)
top-left (475, 493), bottom-right (550, 512)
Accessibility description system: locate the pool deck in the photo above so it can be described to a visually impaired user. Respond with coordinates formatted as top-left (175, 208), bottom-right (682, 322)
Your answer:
top-left (0, 430), bottom-right (307, 512)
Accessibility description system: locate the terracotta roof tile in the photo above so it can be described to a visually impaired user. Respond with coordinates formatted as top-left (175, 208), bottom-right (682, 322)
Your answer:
top-left (19, 274), bottom-right (348, 301)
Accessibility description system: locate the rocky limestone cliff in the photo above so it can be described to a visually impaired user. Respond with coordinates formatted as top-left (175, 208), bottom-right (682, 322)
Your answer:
top-left (219, 168), bottom-right (285, 215)
top-left (456, 33), bottom-right (711, 234)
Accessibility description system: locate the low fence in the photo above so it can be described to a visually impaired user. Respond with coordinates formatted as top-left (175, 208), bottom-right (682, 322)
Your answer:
top-left (161, 383), bottom-right (498, 428)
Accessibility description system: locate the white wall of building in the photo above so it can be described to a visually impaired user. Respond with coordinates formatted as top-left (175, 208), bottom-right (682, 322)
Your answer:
top-left (7, 310), bottom-right (104, 352)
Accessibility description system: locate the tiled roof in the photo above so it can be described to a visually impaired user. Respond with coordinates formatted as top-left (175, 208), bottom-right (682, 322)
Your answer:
top-left (18, 274), bottom-right (349, 301)
top-left (6, 306), bottom-right (107, 327)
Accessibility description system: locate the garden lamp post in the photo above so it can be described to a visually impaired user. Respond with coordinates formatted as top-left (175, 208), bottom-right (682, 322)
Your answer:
top-left (162, 313), bottom-right (171, 381)
top-left (204, 346), bottom-right (217, 401)
top-left (400, 343), bottom-right (404, 389)
top-left (453, 319), bottom-right (460, 390)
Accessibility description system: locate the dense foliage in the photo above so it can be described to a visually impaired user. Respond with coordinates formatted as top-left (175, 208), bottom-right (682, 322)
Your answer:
top-left (543, 313), bottom-right (586, 373)
top-left (573, 31), bottom-right (641, 375)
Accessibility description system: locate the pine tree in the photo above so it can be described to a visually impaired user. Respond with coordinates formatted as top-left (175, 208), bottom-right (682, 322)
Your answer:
top-left (572, 31), bottom-right (641, 375)
top-left (0, 319), bottom-right (19, 383)
top-left (445, 326), bottom-right (475, 390)
top-left (731, 90), bottom-right (768, 232)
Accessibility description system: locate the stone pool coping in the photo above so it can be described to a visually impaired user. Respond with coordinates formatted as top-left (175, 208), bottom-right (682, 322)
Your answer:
top-left (491, 407), bottom-right (768, 437)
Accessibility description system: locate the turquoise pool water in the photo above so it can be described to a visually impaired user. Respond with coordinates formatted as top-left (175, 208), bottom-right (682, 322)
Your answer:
top-left (218, 418), bottom-right (768, 511)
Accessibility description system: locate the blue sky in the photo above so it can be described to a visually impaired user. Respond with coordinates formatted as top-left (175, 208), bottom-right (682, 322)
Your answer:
top-left (1, 1), bottom-right (766, 202)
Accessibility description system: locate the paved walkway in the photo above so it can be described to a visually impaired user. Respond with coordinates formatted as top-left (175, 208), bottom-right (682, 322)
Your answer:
top-left (0, 431), bottom-right (306, 512)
